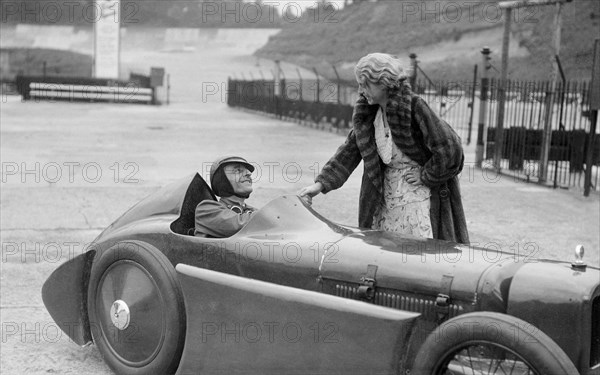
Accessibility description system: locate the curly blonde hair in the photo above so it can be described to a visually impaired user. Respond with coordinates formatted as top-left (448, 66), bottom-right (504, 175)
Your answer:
top-left (354, 53), bottom-right (411, 90)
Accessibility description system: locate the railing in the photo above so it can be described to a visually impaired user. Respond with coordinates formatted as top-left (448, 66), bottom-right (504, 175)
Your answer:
top-left (484, 79), bottom-right (599, 191)
top-left (227, 78), bottom-right (354, 128)
top-left (228, 77), bottom-right (475, 134)
top-left (227, 76), bottom-right (598, 192)
top-left (413, 79), bottom-right (477, 145)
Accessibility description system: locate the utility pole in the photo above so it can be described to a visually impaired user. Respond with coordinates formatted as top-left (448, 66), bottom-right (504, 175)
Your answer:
top-left (539, 2), bottom-right (564, 182)
top-left (585, 39), bottom-right (600, 197)
top-left (497, 0), bottom-right (570, 178)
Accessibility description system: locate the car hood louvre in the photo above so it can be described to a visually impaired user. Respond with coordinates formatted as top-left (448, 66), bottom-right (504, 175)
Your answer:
top-left (319, 232), bottom-right (519, 309)
top-left (326, 281), bottom-right (467, 321)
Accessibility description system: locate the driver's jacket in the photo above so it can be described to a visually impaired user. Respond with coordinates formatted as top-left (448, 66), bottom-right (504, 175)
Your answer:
top-left (194, 196), bottom-right (256, 238)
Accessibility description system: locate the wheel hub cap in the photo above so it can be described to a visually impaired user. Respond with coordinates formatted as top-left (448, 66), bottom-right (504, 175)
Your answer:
top-left (110, 299), bottom-right (130, 330)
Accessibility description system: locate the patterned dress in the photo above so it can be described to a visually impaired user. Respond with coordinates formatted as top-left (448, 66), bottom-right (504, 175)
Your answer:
top-left (371, 108), bottom-right (433, 238)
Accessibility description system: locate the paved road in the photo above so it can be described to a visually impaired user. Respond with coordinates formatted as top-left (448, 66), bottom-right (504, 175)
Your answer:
top-left (1, 39), bottom-right (599, 374)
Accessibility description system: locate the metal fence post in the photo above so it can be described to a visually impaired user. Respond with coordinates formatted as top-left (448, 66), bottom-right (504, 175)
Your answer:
top-left (467, 64), bottom-right (478, 145)
top-left (274, 60), bottom-right (281, 97)
top-left (313, 67), bottom-right (320, 103)
top-left (476, 47), bottom-right (491, 167)
top-left (494, 7), bottom-right (511, 171)
top-left (296, 68), bottom-right (303, 101)
top-left (331, 64), bottom-right (340, 103)
top-left (279, 69), bottom-right (286, 102)
top-left (166, 73), bottom-right (170, 105)
top-left (409, 53), bottom-right (417, 90)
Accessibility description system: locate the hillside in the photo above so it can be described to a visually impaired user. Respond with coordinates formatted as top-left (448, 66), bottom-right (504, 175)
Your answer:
top-left (0, 48), bottom-right (92, 81)
top-left (255, 0), bottom-right (599, 82)
top-left (1, 0), bottom-right (282, 28)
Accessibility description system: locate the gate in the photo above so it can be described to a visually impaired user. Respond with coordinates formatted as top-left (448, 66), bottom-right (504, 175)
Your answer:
top-left (484, 79), bottom-right (599, 191)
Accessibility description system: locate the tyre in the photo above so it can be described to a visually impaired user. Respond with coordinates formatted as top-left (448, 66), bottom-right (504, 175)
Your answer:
top-left (412, 312), bottom-right (578, 375)
top-left (87, 241), bottom-right (186, 375)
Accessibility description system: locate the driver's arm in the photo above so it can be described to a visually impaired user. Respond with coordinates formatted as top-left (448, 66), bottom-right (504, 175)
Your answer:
top-left (194, 201), bottom-right (254, 238)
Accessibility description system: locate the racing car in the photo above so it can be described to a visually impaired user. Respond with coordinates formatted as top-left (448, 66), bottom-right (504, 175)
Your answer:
top-left (42, 173), bottom-right (600, 375)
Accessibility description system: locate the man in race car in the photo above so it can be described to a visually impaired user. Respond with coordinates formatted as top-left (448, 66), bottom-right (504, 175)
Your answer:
top-left (194, 155), bottom-right (257, 237)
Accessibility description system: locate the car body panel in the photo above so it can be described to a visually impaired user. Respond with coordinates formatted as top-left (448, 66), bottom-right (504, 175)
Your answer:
top-left (41, 173), bottom-right (600, 374)
top-left (41, 250), bottom-right (96, 346)
top-left (174, 264), bottom-right (420, 375)
top-left (165, 195), bottom-right (353, 292)
top-left (99, 177), bottom-right (187, 238)
top-left (507, 261), bottom-right (600, 372)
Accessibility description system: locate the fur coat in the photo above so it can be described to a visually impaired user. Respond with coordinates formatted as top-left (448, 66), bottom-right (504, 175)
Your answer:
top-left (316, 83), bottom-right (469, 244)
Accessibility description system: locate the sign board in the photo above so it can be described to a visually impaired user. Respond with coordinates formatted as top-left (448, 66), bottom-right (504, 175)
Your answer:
top-left (591, 39), bottom-right (600, 111)
top-left (150, 67), bottom-right (165, 87)
top-left (94, 0), bottom-right (120, 79)
top-left (0, 50), bottom-right (9, 78)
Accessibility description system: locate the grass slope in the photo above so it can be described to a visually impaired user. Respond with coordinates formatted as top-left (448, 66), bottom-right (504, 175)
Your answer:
top-left (255, 0), bottom-right (599, 82)
top-left (0, 48), bottom-right (92, 81)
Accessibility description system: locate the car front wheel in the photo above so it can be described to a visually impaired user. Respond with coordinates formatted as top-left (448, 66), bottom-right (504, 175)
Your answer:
top-left (87, 241), bottom-right (186, 375)
top-left (412, 311), bottom-right (578, 375)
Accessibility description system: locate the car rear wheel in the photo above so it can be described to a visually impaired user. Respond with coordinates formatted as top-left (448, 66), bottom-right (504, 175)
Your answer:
top-left (412, 312), bottom-right (577, 375)
top-left (87, 241), bottom-right (186, 375)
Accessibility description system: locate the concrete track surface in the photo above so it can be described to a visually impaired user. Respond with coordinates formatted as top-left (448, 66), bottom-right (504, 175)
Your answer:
top-left (1, 29), bottom-right (599, 375)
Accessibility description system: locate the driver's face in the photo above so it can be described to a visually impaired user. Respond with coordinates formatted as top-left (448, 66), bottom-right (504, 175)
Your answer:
top-left (223, 163), bottom-right (253, 196)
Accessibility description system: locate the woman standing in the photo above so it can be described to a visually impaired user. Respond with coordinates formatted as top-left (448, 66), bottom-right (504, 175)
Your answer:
top-left (300, 53), bottom-right (469, 244)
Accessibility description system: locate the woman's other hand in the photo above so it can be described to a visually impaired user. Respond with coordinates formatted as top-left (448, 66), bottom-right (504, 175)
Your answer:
top-left (405, 170), bottom-right (423, 185)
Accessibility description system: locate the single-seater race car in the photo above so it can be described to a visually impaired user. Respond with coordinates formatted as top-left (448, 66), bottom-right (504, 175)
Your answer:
top-left (42, 173), bottom-right (600, 375)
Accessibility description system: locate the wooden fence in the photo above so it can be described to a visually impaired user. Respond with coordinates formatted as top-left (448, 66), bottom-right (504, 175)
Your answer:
top-left (15, 74), bottom-right (156, 104)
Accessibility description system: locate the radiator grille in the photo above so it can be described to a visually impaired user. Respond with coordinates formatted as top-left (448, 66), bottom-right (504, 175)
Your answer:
top-left (334, 283), bottom-right (463, 321)
top-left (592, 296), bottom-right (600, 367)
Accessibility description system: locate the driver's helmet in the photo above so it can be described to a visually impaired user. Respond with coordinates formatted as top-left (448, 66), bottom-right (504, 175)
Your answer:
top-left (209, 155), bottom-right (255, 182)
top-left (209, 156), bottom-right (255, 198)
